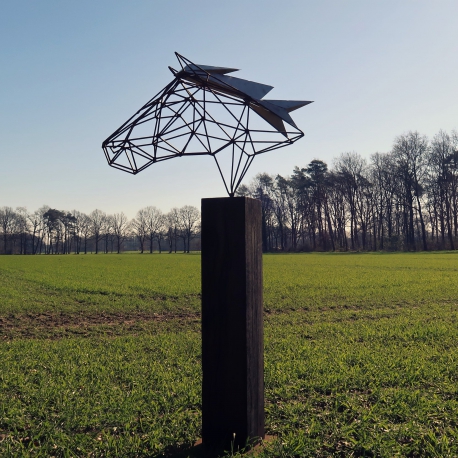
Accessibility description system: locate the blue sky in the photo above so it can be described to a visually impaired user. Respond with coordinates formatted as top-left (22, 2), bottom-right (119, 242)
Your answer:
top-left (1, 1), bottom-right (457, 218)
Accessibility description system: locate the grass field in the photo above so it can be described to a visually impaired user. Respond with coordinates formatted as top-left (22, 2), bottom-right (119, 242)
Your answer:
top-left (1, 252), bottom-right (458, 456)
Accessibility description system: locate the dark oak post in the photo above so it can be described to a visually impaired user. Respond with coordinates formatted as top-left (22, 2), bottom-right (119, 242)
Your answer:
top-left (201, 197), bottom-right (264, 450)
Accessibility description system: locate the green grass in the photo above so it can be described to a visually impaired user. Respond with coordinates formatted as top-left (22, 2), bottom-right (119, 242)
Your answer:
top-left (0, 254), bottom-right (201, 316)
top-left (1, 252), bottom-right (458, 456)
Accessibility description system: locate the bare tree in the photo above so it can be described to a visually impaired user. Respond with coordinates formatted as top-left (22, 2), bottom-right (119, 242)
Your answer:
top-left (156, 215), bottom-right (167, 253)
top-left (143, 206), bottom-right (163, 253)
top-left (392, 132), bottom-right (429, 251)
top-left (0, 207), bottom-right (16, 254)
top-left (179, 205), bottom-right (200, 253)
top-left (165, 209), bottom-right (180, 253)
top-left (370, 153), bottom-right (398, 250)
top-left (27, 207), bottom-right (46, 254)
top-left (14, 207), bottom-right (29, 254)
top-left (102, 214), bottom-right (113, 253)
top-left (79, 213), bottom-right (92, 254)
top-left (132, 208), bottom-right (148, 253)
top-left (72, 210), bottom-right (86, 254)
top-left (428, 130), bottom-right (458, 249)
top-left (112, 212), bottom-right (129, 253)
top-left (327, 171), bottom-right (349, 251)
top-left (239, 173), bottom-right (276, 252)
top-left (334, 152), bottom-right (367, 250)
top-left (89, 209), bottom-right (106, 254)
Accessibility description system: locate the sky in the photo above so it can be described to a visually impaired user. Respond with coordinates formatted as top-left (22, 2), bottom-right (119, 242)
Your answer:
top-left (1, 0), bottom-right (457, 219)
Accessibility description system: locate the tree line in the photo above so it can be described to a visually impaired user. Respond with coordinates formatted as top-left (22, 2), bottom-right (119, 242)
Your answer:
top-left (2, 129), bottom-right (457, 254)
top-left (237, 130), bottom-right (458, 252)
top-left (0, 205), bottom-right (201, 255)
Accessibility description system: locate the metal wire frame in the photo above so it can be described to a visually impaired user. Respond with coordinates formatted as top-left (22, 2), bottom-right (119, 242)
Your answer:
top-left (102, 53), bottom-right (305, 196)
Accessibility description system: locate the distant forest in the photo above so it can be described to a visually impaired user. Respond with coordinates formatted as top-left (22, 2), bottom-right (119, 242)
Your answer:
top-left (0, 205), bottom-right (201, 255)
top-left (1, 130), bottom-right (457, 254)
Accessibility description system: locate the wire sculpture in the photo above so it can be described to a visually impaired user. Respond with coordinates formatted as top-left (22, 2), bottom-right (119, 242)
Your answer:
top-left (102, 53), bottom-right (312, 196)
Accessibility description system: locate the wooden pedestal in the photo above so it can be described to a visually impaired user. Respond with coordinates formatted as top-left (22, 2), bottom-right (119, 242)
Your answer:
top-left (201, 197), bottom-right (264, 450)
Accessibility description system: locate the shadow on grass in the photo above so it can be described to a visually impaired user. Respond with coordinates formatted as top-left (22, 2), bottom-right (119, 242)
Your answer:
top-left (155, 436), bottom-right (274, 457)
top-left (153, 440), bottom-right (207, 458)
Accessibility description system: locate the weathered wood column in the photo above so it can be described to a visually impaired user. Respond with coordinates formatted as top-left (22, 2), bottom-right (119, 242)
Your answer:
top-left (201, 196), bottom-right (264, 450)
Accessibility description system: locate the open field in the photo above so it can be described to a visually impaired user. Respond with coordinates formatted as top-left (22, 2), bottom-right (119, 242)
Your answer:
top-left (1, 252), bottom-right (458, 456)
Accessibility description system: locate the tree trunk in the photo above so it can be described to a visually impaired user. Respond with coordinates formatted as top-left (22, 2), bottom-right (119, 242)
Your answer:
top-left (415, 194), bottom-right (428, 251)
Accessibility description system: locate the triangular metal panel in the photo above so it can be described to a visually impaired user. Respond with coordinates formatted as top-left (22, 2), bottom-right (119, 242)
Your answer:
top-left (257, 100), bottom-right (298, 129)
top-left (249, 104), bottom-right (287, 137)
top-left (184, 64), bottom-right (239, 75)
top-left (262, 100), bottom-right (313, 112)
top-left (179, 73), bottom-right (274, 101)
top-left (210, 74), bottom-right (274, 100)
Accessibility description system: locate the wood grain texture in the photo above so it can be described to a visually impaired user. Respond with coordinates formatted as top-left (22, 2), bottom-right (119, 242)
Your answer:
top-left (201, 197), bottom-right (264, 450)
